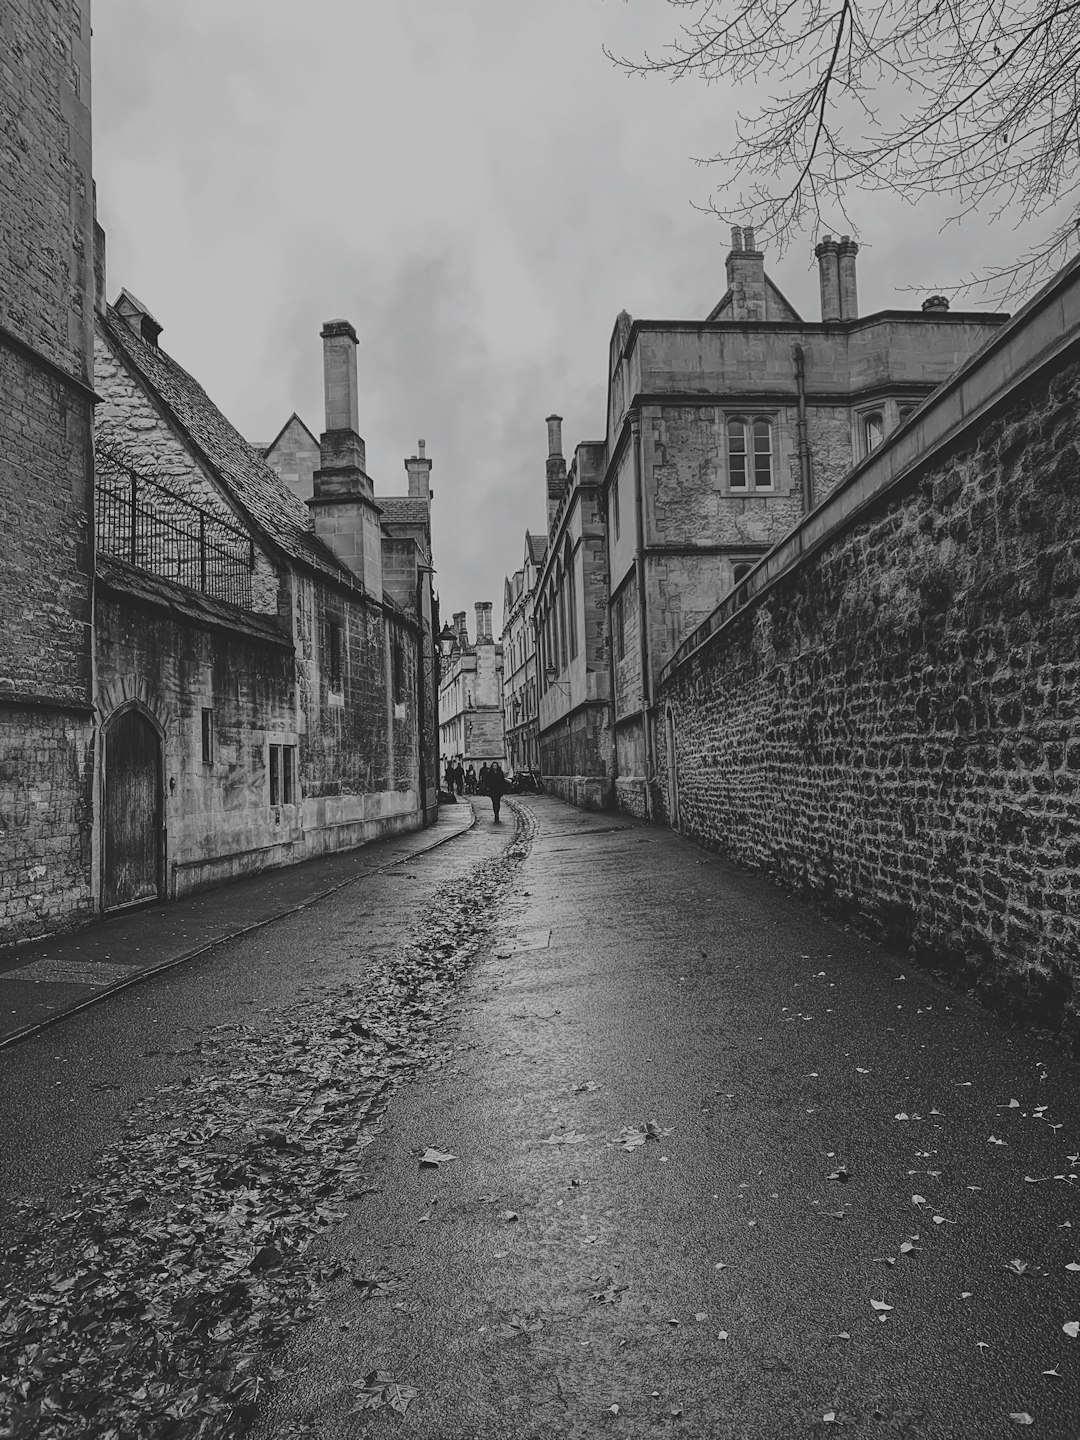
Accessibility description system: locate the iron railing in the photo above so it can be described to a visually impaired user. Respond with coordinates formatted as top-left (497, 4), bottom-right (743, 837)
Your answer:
top-left (95, 450), bottom-right (255, 609)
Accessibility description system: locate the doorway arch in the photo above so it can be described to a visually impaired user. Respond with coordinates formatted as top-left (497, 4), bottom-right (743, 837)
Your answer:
top-left (665, 705), bottom-right (680, 831)
top-left (102, 703), bottom-right (164, 910)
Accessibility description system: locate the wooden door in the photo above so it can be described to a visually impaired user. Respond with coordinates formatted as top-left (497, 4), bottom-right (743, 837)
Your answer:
top-left (103, 709), bottom-right (162, 910)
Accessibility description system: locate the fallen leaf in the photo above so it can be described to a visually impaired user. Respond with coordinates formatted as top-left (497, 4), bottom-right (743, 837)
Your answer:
top-left (1063, 1321), bottom-right (1079, 1339)
top-left (608, 1404), bottom-right (620, 1414)
top-left (1043, 1366), bottom-right (1061, 1377)
top-left (895, 1113), bottom-right (910, 1122)
top-left (988, 1136), bottom-right (1007, 1146)
top-left (977, 1341), bottom-right (989, 1352)
top-left (870, 1299), bottom-right (893, 1312)
top-left (912, 1194), bottom-right (927, 1206)
top-left (695, 1311), bottom-right (708, 1321)
top-left (541, 1131), bottom-right (588, 1146)
top-left (1008, 1260), bottom-right (1030, 1276)
top-left (1066, 1263), bottom-right (1080, 1272)
top-left (823, 1412), bottom-right (837, 1424)
top-left (1009, 1414), bottom-right (1034, 1426)
top-left (717, 1329), bottom-right (729, 1341)
top-left (837, 1331), bottom-right (850, 1340)
top-left (418, 1147), bottom-right (456, 1167)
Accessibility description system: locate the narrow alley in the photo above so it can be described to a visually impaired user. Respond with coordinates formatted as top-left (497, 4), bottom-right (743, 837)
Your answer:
top-left (3, 798), bottom-right (1079, 1439)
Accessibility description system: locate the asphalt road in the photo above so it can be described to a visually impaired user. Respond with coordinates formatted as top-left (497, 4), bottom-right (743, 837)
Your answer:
top-left (4, 796), bottom-right (1080, 1438)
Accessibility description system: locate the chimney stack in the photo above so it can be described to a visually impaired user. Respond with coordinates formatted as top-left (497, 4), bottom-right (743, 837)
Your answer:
top-left (725, 227), bottom-right (766, 320)
top-left (546, 413), bottom-right (567, 533)
top-left (453, 610), bottom-right (468, 650)
top-left (837, 236), bottom-right (858, 320)
top-left (815, 236), bottom-right (841, 322)
top-left (405, 438), bottom-right (432, 500)
top-left (475, 602), bottom-right (488, 645)
top-left (308, 319), bottom-right (382, 593)
top-left (921, 295), bottom-right (950, 312)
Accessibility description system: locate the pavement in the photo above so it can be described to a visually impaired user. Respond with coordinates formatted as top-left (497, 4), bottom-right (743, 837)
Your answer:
top-left (0, 798), bottom-right (474, 1049)
top-left (252, 796), bottom-right (1080, 1440)
top-left (5, 794), bottom-right (1080, 1437)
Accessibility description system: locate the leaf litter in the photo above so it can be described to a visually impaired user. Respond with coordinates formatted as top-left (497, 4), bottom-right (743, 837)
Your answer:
top-left (0, 846), bottom-right (526, 1439)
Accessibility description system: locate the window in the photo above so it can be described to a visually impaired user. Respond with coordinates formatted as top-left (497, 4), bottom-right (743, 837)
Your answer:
top-left (613, 591), bottom-right (625, 661)
top-left (200, 708), bottom-right (214, 764)
top-left (727, 416), bottom-right (774, 491)
top-left (732, 562), bottom-right (754, 587)
top-left (897, 404), bottom-right (917, 424)
top-left (269, 743), bottom-right (297, 806)
top-left (391, 637), bottom-right (405, 705)
top-left (327, 621), bottom-right (342, 691)
top-left (557, 575), bottom-right (567, 672)
top-left (863, 412), bottom-right (884, 454)
top-left (610, 478), bottom-right (621, 540)
top-left (567, 564), bottom-right (578, 660)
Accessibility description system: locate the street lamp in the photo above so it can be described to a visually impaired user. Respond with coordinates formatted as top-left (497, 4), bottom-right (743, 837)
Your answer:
top-left (544, 664), bottom-right (570, 697)
top-left (438, 623), bottom-right (457, 660)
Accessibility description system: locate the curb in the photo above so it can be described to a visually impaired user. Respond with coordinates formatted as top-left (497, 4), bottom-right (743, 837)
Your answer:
top-left (0, 804), bottom-right (478, 1054)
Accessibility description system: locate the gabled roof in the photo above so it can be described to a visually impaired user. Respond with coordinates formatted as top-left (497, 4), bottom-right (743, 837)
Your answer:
top-left (525, 531), bottom-right (548, 565)
top-left (101, 306), bottom-right (354, 585)
top-left (262, 410), bottom-right (319, 457)
top-left (706, 277), bottom-right (803, 323)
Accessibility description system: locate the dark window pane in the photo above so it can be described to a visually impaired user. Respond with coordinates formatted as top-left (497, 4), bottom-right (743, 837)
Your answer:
top-left (283, 746), bottom-right (294, 805)
top-left (269, 745), bottom-right (281, 806)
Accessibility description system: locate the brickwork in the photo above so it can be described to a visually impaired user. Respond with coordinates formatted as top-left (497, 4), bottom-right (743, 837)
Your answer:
top-left (0, 0), bottom-right (94, 380)
top-left (0, 0), bottom-right (96, 946)
top-left (658, 336), bottom-right (1080, 1040)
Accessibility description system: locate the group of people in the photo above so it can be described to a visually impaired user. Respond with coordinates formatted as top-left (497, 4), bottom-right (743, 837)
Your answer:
top-left (443, 757), bottom-right (509, 821)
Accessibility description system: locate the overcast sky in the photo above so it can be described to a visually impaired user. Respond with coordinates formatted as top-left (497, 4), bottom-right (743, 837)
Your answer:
top-left (92, 0), bottom-right (1044, 632)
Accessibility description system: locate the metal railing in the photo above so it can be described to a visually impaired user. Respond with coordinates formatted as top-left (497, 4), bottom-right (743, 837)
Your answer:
top-left (95, 449), bottom-right (255, 609)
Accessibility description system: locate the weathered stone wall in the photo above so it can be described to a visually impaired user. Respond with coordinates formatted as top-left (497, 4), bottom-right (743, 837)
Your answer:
top-left (0, 0), bottom-right (96, 945)
top-left (96, 565), bottom-right (299, 897)
top-left (658, 339), bottom-right (1080, 1040)
top-left (539, 704), bottom-right (612, 809)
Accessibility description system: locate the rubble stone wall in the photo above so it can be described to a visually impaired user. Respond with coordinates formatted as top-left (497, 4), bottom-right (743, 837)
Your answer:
top-left (658, 333), bottom-right (1080, 1039)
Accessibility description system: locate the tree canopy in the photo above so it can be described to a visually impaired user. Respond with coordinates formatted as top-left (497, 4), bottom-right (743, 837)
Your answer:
top-left (607, 0), bottom-right (1080, 292)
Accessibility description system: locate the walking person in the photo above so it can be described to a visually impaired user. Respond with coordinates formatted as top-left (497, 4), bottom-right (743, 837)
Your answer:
top-left (478, 762), bottom-right (490, 796)
top-left (487, 761), bottom-right (508, 823)
top-left (453, 759), bottom-right (465, 796)
top-left (464, 765), bottom-right (477, 795)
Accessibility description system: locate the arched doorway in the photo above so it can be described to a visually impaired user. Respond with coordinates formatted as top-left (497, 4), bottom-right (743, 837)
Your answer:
top-left (102, 706), bottom-right (163, 910)
top-left (665, 706), bottom-right (680, 831)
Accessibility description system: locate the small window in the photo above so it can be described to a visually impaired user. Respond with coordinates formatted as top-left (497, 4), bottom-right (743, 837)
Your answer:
top-left (897, 404), bottom-right (916, 423)
top-left (391, 637), bottom-right (405, 705)
top-left (327, 621), bottom-right (342, 691)
top-left (200, 708), bottom-right (214, 764)
top-left (269, 743), bottom-right (297, 806)
top-left (727, 419), bottom-right (747, 489)
top-left (611, 479), bottom-right (621, 540)
top-left (732, 562), bottom-right (754, 587)
top-left (752, 418), bottom-right (773, 488)
top-left (863, 412), bottom-right (884, 454)
top-left (613, 592), bottom-right (625, 661)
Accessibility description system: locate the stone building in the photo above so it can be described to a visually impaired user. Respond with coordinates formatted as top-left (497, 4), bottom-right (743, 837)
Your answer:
top-left (533, 418), bottom-right (613, 808)
top-left (602, 229), bottom-right (1010, 816)
top-left (91, 289), bottom-right (438, 904)
top-left (501, 530), bottom-right (547, 775)
top-left (655, 253), bottom-right (1080, 1039)
top-left (438, 604), bottom-right (506, 771)
top-left (0, 0), bottom-right (97, 943)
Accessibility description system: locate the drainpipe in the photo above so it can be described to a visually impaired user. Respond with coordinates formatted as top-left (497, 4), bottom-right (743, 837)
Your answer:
top-left (793, 343), bottom-right (813, 513)
top-left (631, 413), bottom-right (653, 820)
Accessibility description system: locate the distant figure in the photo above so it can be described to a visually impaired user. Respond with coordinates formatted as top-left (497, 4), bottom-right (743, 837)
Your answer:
top-left (478, 763), bottom-right (490, 795)
top-left (464, 765), bottom-right (477, 795)
top-left (487, 762), bottom-right (508, 823)
top-left (444, 761), bottom-right (456, 799)
top-left (453, 759), bottom-right (465, 796)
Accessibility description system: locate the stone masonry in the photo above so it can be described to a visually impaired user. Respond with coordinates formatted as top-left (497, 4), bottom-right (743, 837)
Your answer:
top-left (658, 262), bottom-right (1080, 1041)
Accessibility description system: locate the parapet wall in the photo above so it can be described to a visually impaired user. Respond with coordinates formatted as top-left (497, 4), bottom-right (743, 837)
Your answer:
top-left (657, 258), bottom-right (1080, 1042)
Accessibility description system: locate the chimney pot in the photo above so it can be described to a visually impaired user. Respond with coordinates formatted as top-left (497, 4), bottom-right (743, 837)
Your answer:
top-left (742, 226), bottom-right (756, 252)
top-left (837, 236), bottom-right (859, 320)
top-left (546, 414), bottom-right (564, 458)
top-left (922, 295), bottom-right (950, 312)
top-left (730, 225), bottom-right (743, 251)
top-left (418, 439), bottom-right (425, 458)
top-left (320, 319), bottom-right (361, 434)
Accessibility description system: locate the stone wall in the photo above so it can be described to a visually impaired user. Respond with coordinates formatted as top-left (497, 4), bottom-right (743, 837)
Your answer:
top-left (539, 704), bottom-right (612, 809)
top-left (0, 0), bottom-right (96, 946)
top-left (658, 273), bottom-right (1080, 1040)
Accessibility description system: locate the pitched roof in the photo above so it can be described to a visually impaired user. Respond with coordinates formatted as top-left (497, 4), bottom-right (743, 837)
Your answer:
top-left (262, 410), bottom-right (320, 457)
top-left (95, 553), bottom-right (292, 648)
top-left (100, 306), bottom-right (355, 586)
top-left (706, 276), bottom-right (803, 323)
top-left (525, 531), bottom-right (548, 565)
top-left (380, 496), bottom-right (430, 526)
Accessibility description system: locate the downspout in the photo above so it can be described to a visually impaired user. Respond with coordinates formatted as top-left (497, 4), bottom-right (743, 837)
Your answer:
top-left (631, 413), bottom-right (653, 820)
top-left (794, 343), bottom-right (813, 513)
top-left (604, 517), bottom-right (619, 809)
top-left (415, 568), bottom-right (430, 826)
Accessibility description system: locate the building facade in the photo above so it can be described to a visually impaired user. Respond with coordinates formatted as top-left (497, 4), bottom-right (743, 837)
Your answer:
top-left (601, 229), bottom-right (1009, 816)
top-left (438, 604), bottom-right (506, 771)
top-left (501, 530), bottom-right (546, 775)
top-left (533, 418), bottom-right (613, 809)
top-left (0, 0), bottom-right (98, 943)
top-left (91, 292), bottom-right (437, 904)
